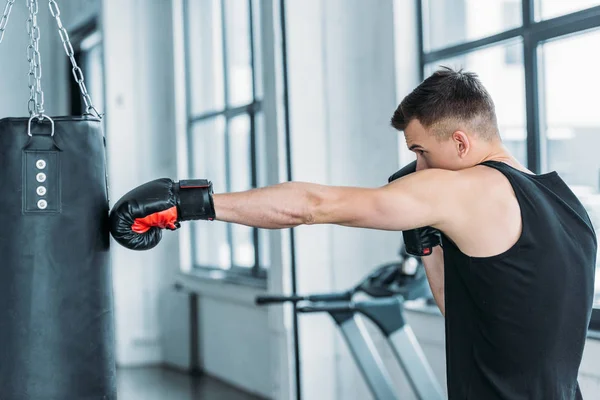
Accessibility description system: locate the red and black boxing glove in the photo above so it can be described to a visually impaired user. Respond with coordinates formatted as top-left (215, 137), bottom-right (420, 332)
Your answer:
top-left (388, 161), bottom-right (442, 257)
top-left (109, 178), bottom-right (216, 250)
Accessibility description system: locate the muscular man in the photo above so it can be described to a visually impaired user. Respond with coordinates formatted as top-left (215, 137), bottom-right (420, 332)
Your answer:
top-left (110, 67), bottom-right (597, 399)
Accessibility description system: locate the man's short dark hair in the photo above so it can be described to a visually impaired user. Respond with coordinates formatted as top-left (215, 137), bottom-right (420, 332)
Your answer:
top-left (391, 66), bottom-right (499, 140)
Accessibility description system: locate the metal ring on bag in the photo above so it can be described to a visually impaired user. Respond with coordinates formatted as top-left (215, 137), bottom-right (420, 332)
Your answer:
top-left (28, 114), bottom-right (54, 137)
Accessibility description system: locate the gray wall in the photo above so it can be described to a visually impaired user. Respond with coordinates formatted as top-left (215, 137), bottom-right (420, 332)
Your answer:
top-left (0, 1), bottom-right (66, 118)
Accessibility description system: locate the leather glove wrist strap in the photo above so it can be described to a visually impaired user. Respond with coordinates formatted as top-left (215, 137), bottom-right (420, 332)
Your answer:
top-left (176, 179), bottom-right (216, 221)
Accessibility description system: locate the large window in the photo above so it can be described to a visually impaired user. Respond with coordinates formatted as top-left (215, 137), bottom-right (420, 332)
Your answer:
top-left (184, 0), bottom-right (269, 281)
top-left (418, 0), bottom-right (600, 330)
top-left (424, 41), bottom-right (527, 165)
top-left (539, 30), bottom-right (600, 314)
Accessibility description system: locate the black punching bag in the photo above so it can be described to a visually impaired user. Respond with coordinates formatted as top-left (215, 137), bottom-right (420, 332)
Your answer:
top-left (0, 116), bottom-right (117, 399)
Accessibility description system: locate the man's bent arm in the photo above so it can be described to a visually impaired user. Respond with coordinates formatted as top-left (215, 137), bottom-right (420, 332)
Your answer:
top-left (422, 246), bottom-right (445, 316)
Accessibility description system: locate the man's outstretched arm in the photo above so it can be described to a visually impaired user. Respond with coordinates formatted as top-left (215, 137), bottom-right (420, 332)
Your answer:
top-left (109, 168), bottom-right (461, 250)
top-left (213, 168), bottom-right (458, 231)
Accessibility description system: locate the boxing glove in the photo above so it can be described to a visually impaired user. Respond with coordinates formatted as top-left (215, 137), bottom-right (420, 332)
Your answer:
top-left (388, 161), bottom-right (442, 256)
top-left (109, 178), bottom-right (216, 250)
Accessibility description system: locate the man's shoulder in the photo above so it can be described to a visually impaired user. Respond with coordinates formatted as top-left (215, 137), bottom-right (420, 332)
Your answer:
top-left (455, 164), bottom-right (512, 194)
top-left (434, 165), bottom-right (523, 254)
top-left (434, 165), bottom-right (516, 221)
top-left (423, 165), bottom-right (507, 196)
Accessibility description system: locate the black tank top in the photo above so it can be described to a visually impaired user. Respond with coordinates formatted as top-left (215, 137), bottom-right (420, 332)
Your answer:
top-left (443, 160), bottom-right (597, 400)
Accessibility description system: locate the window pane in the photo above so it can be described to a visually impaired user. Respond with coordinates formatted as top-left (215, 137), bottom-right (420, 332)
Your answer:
top-left (229, 114), bottom-right (255, 267)
top-left (424, 41), bottom-right (527, 165)
top-left (251, 0), bottom-right (264, 100)
top-left (229, 114), bottom-right (252, 192)
top-left (187, 0), bottom-right (225, 115)
top-left (540, 30), bottom-right (600, 307)
top-left (191, 117), bottom-right (230, 269)
top-left (224, 0), bottom-right (254, 107)
top-left (423, 0), bottom-right (522, 51)
top-left (536, 0), bottom-right (600, 20)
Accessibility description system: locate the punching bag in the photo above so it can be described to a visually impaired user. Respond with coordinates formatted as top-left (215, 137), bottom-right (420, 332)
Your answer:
top-left (0, 117), bottom-right (117, 399)
top-left (0, 1), bottom-right (116, 398)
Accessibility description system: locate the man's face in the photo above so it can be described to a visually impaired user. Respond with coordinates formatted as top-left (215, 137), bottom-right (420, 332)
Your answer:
top-left (404, 119), bottom-right (467, 171)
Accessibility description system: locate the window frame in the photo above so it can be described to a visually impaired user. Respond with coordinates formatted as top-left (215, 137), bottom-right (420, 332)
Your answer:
top-left (417, 0), bottom-right (600, 333)
top-left (182, 0), bottom-right (267, 281)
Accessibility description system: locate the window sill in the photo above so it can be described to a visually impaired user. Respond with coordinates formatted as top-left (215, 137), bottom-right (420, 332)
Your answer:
top-left (184, 267), bottom-right (268, 289)
top-left (404, 299), bottom-right (443, 317)
top-left (175, 268), bottom-right (268, 306)
top-left (403, 301), bottom-right (600, 341)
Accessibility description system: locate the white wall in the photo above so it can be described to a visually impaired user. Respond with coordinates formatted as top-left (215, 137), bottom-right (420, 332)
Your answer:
top-left (100, 0), bottom-right (180, 366)
top-left (284, 0), bottom-right (403, 399)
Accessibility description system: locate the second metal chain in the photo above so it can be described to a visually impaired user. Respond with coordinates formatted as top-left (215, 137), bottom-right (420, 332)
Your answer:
top-left (0, 0), bottom-right (16, 44)
top-left (49, 0), bottom-right (100, 117)
top-left (27, 0), bottom-right (45, 117)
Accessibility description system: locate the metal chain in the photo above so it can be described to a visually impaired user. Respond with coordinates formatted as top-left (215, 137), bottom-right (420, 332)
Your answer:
top-left (0, 0), bottom-right (16, 44)
top-left (49, 0), bottom-right (100, 117)
top-left (27, 0), bottom-right (46, 117)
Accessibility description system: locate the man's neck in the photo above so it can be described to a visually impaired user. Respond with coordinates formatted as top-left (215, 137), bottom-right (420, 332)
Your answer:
top-left (476, 145), bottom-right (533, 174)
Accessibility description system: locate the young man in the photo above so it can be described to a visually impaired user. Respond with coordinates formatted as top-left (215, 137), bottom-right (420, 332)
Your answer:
top-left (110, 67), bottom-right (597, 399)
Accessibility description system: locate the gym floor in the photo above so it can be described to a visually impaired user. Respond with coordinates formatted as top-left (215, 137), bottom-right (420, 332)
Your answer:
top-left (117, 367), bottom-right (266, 400)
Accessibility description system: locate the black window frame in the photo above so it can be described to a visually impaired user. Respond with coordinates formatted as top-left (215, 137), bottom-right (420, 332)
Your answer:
top-left (417, 0), bottom-right (600, 333)
top-left (182, 0), bottom-right (266, 282)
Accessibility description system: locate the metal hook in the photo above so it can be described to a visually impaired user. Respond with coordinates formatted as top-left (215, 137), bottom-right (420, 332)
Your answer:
top-left (28, 114), bottom-right (54, 137)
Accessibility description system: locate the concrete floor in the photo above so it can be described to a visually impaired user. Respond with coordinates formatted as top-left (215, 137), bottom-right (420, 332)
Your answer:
top-left (117, 367), bottom-right (267, 400)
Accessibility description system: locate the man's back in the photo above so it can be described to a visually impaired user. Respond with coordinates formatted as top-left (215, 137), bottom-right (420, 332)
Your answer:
top-left (442, 160), bottom-right (597, 399)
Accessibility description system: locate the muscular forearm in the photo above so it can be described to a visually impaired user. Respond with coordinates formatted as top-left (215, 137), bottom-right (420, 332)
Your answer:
top-left (212, 182), bottom-right (320, 229)
top-left (422, 245), bottom-right (445, 316)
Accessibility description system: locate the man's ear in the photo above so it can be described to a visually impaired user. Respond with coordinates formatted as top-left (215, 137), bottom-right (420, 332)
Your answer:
top-left (452, 130), bottom-right (470, 158)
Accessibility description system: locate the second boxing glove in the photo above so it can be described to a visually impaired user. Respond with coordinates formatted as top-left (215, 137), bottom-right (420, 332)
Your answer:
top-left (388, 161), bottom-right (442, 256)
top-left (109, 178), bottom-right (216, 250)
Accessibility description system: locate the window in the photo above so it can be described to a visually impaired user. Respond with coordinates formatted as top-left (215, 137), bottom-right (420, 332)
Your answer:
top-left (418, 1), bottom-right (600, 330)
top-left (422, 0), bottom-right (522, 51)
top-left (184, 0), bottom-right (268, 280)
top-left (539, 30), bottom-right (600, 309)
top-left (503, 2), bottom-right (524, 64)
top-left (536, 0), bottom-right (600, 21)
